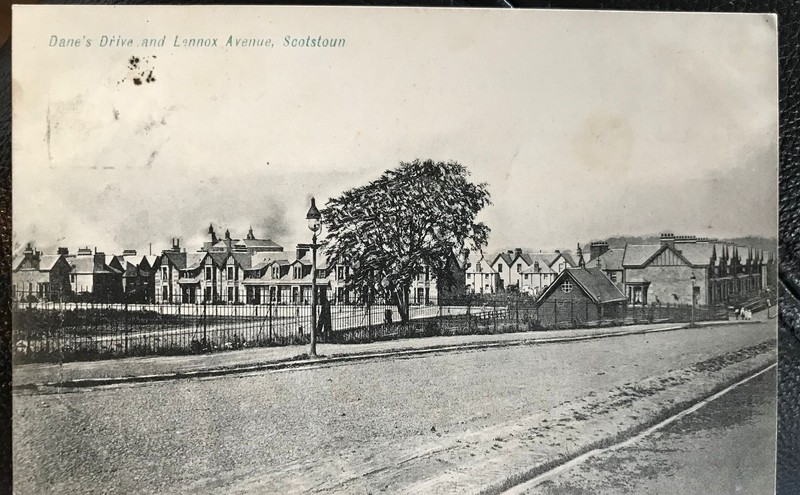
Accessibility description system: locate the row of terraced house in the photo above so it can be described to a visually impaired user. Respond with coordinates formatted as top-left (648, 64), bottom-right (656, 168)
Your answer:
top-left (466, 233), bottom-right (776, 307)
top-left (12, 225), bottom-right (467, 305)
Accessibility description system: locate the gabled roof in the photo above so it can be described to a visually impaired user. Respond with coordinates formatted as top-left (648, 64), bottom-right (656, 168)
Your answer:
top-left (12, 255), bottom-right (25, 271)
top-left (672, 243), bottom-right (716, 266)
top-left (490, 252), bottom-right (517, 267)
top-left (623, 243), bottom-right (714, 268)
top-left (621, 244), bottom-right (662, 267)
top-left (555, 251), bottom-right (576, 268)
top-left (467, 258), bottom-right (498, 275)
top-left (161, 251), bottom-right (187, 270)
top-left (68, 255), bottom-right (121, 275)
top-left (540, 267), bottom-right (627, 304)
top-left (521, 258), bottom-right (556, 274)
top-left (185, 252), bottom-right (207, 271)
top-left (208, 252), bottom-right (230, 267)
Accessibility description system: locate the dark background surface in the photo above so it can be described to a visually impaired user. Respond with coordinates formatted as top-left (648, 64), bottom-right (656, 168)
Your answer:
top-left (0, 0), bottom-right (797, 493)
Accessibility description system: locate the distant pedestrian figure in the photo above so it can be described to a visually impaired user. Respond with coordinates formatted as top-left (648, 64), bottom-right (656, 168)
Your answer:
top-left (746, 309), bottom-right (753, 320)
top-left (734, 308), bottom-right (740, 320)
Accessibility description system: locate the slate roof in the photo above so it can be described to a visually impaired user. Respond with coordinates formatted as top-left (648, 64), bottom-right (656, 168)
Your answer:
top-left (555, 267), bottom-right (627, 304)
top-left (621, 244), bottom-right (661, 267)
top-left (237, 238), bottom-right (283, 249)
top-left (467, 259), bottom-right (498, 274)
top-left (521, 256), bottom-right (556, 274)
top-left (490, 252), bottom-right (517, 266)
top-left (68, 255), bottom-right (121, 275)
top-left (11, 255), bottom-right (24, 271)
top-left (185, 252), bottom-right (206, 271)
top-left (249, 252), bottom-right (292, 271)
top-left (592, 248), bottom-right (625, 271)
top-left (557, 251), bottom-right (576, 268)
top-left (162, 251), bottom-right (187, 270)
top-left (671, 243), bottom-right (717, 266)
top-left (232, 252), bottom-right (253, 270)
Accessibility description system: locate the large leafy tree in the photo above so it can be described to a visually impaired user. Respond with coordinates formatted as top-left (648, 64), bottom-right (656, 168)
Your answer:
top-left (321, 159), bottom-right (491, 322)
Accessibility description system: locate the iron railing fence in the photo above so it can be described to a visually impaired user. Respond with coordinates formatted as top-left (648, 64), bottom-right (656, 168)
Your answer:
top-left (13, 290), bottom-right (733, 364)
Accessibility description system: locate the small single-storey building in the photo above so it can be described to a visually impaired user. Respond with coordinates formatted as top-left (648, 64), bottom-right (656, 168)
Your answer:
top-left (536, 266), bottom-right (627, 326)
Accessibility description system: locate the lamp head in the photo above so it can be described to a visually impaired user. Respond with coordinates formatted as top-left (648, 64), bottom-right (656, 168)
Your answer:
top-left (306, 197), bottom-right (321, 233)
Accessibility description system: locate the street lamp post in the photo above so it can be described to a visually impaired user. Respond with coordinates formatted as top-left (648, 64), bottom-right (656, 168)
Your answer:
top-left (306, 197), bottom-right (322, 357)
top-left (690, 273), bottom-right (696, 327)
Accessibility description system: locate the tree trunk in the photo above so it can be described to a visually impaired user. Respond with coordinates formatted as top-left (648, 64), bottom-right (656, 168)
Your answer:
top-left (394, 286), bottom-right (410, 323)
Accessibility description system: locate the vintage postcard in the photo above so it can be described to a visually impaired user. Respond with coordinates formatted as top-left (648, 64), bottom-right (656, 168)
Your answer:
top-left (11, 6), bottom-right (778, 494)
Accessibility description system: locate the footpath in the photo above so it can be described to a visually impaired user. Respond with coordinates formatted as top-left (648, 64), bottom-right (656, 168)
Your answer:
top-left (13, 318), bottom-right (761, 390)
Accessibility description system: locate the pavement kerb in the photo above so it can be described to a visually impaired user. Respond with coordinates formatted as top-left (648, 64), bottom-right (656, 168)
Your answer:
top-left (477, 356), bottom-right (777, 495)
top-left (14, 319), bottom-right (761, 392)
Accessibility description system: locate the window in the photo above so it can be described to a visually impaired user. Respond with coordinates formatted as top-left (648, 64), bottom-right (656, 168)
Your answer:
top-left (204, 286), bottom-right (211, 301)
top-left (272, 266), bottom-right (281, 278)
top-left (558, 262), bottom-right (565, 272)
top-left (609, 272), bottom-right (617, 282)
top-left (227, 266), bottom-right (234, 279)
top-left (498, 264), bottom-right (503, 273)
top-left (337, 266), bottom-right (346, 280)
top-left (524, 274), bottom-right (529, 280)
top-left (162, 285), bottom-right (169, 302)
top-left (227, 287), bottom-right (234, 302)
top-left (476, 262), bottom-right (481, 271)
top-left (205, 267), bottom-right (212, 280)
top-left (293, 266), bottom-right (302, 279)
top-left (561, 280), bottom-right (573, 293)
top-left (316, 269), bottom-right (325, 279)
top-left (517, 263), bottom-right (522, 273)
top-left (161, 266), bottom-right (168, 279)
top-left (70, 274), bottom-right (76, 283)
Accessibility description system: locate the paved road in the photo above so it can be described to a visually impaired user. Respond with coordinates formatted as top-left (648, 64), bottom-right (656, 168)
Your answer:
top-left (527, 366), bottom-right (776, 495)
top-left (13, 321), bottom-right (775, 494)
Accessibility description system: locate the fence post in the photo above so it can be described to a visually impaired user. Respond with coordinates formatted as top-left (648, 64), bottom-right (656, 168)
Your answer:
top-left (203, 301), bottom-right (207, 344)
top-left (467, 297), bottom-right (472, 334)
top-left (268, 297), bottom-right (273, 342)
top-left (124, 295), bottom-right (129, 354)
top-left (515, 296), bottom-right (520, 332)
top-left (493, 301), bottom-right (497, 333)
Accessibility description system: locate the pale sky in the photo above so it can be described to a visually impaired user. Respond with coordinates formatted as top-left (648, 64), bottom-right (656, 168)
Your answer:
top-left (12, 6), bottom-right (778, 256)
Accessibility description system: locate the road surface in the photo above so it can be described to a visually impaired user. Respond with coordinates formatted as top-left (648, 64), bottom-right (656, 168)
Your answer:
top-left (525, 366), bottom-right (776, 495)
top-left (13, 321), bottom-right (775, 494)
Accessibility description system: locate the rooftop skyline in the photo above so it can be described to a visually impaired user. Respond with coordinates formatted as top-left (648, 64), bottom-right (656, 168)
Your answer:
top-left (12, 8), bottom-right (778, 257)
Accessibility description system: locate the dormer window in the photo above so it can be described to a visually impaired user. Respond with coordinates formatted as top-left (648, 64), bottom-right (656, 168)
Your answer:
top-left (293, 266), bottom-right (302, 279)
top-left (272, 266), bottom-right (280, 278)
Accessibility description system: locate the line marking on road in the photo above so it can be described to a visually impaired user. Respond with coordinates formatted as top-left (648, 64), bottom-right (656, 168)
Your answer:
top-left (500, 362), bottom-right (777, 495)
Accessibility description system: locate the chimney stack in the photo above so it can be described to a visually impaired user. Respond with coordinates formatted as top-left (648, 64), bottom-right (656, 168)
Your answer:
top-left (660, 233), bottom-right (675, 248)
top-left (589, 241), bottom-right (609, 260)
top-left (296, 244), bottom-right (310, 260)
top-left (57, 247), bottom-right (69, 255)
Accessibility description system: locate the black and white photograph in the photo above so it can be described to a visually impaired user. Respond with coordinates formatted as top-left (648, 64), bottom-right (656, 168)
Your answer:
top-left (11, 6), bottom-right (778, 494)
